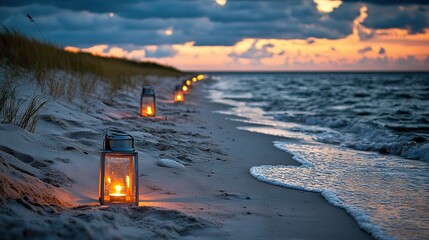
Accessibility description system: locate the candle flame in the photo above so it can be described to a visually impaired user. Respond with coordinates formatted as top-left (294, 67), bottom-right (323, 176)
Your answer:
top-left (115, 185), bottom-right (122, 194)
top-left (182, 86), bottom-right (188, 92)
top-left (147, 106), bottom-right (153, 115)
top-left (107, 177), bottom-right (111, 183)
top-left (175, 94), bottom-right (183, 101)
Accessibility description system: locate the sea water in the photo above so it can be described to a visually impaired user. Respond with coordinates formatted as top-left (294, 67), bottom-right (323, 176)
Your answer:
top-left (205, 72), bottom-right (429, 240)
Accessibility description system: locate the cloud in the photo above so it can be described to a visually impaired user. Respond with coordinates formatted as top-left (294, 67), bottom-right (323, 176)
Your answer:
top-left (307, 38), bottom-right (316, 44)
top-left (341, 0), bottom-right (429, 5)
top-left (0, 0), bottom-right (365, 47)
top-left (229, 40), bottom-right (274, 62)
top-left (144, 45), bottom-right (178, 58)
top-left (378, 47), bottom-right (386, 55)
top-left (396, 55), bottom-right (419, 65)
top-left (362, 4), bottom-right (429, 34)
top-left (358, 46), bottom-right (372, 54)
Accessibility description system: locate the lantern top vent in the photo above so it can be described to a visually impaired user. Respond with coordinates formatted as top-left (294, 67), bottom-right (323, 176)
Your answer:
top-left (142, 85), bottom-right (155, 96)
top-left (103, 129), bottom-right (135, 152)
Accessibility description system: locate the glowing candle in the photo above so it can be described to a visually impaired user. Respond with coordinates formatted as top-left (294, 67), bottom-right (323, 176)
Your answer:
top-left (146, 106), bottom-right (153, 116)
top-left (109, 184), bottom-right (126, 201)
top-left (197, 74), bottom-right (204, 81)
top-left (182, 86), bottom-right (188, 92)
top-left (192, 77), bottom-right (197, 83)
top-left (186, 80), bottom-right (191, 86)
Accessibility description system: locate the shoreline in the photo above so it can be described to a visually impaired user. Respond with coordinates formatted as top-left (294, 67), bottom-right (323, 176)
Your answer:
top-left (152, 80), bottom-right (373, 239)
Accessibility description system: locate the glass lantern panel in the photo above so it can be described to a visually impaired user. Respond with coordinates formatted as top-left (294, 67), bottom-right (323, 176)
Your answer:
top-left (103, 155), bottom-right (135, 203)
top-left (141, 96), bottom-right (155, 117)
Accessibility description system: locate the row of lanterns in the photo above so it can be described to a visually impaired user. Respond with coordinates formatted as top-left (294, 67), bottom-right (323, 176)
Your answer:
top-left (99, 74), bottom-right (205, 205)
top-left (174, 74), bottom-right (205, 103)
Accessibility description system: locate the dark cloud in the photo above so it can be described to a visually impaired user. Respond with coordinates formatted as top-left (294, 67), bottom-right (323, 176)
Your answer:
top-left (342, 0), bottom-right (429, 5)
top-left (0, 0), bottom-right (428, 47)
top-left (362, 4), bottom-right (429, 33)
top-left (358, 46), bottom-right (372, 54)
top-left (307, 38), bottom-right (316, 44)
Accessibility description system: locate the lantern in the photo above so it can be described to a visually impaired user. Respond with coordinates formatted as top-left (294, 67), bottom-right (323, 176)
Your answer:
top-left (192, 77), bottom-right (197, 83)
top-left (140, 85), bottom-right (155, 117)
top-left (185, 79), bottom-right (192, 86)
top-left (197, 74), bottom-right (204, 81)
top-left (174, 85), bottom-right (184, 103)
top-left (182, 85), bottom-right (189, 94)
top-left (99, 129), bottom-right (138, 205)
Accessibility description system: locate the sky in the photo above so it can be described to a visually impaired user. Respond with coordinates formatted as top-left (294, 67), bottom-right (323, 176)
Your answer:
top-left (1, 0), bottom-right (429, 71)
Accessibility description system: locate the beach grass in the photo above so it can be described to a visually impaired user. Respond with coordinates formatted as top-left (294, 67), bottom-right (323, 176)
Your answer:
top-left (0, 27), bottom-right (183, 95)
top-left (0, 27), bottom-right (183, 132)
top-left (0, 73), bottom-right (47, 132)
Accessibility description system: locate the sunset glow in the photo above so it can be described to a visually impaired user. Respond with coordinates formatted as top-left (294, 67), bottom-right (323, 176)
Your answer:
top-left (63, 3), bottom-right (429, 71)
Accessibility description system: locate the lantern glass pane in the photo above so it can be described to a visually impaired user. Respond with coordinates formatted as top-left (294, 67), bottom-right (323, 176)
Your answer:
top-left (103, 155), bottom-right (135, 203)
top-left (140, 96), bottom-right (155, 117)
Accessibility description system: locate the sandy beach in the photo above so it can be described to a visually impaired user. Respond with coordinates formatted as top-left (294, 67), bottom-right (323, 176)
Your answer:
top-left (0, 74), bottom-right (372, 239)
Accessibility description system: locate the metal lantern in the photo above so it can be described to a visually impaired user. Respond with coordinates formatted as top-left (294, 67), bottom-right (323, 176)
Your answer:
top-left (140, 85), bottom-right (156, 117)
top-left (99, 129), bottom-right (138, 205)
top-left (174, 85), bottom-right (185, 103)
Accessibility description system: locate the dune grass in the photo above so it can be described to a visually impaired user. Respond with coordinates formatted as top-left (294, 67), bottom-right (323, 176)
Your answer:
top-left (0, 67), bottom-right (47, 132)
top-left (0, 27), bottom-right (183, 132)
top-left (0, 27), bottom-right (183, 96)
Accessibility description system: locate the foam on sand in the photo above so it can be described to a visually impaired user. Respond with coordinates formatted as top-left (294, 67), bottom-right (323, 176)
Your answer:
top-left (157, 158), bottom-right (186, 169)
top-left (250, 140), bottom-right (429, 240)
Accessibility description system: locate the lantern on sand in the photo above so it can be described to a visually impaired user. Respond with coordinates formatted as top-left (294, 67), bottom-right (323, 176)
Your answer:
top-left (140, 85), bottom-right (155, 117)
top-left (185, 79), bottom-right (192, 86)
top-left (99, 129), bottom-right (138, 205)
top-left (174, 85), bottom-right (185, 103)
top-left (182, 85), bottom-right (189, 94)
top-left (197, 74), bottom-right (204, 81)
top-left (192, 77), bottom-right (197, 83)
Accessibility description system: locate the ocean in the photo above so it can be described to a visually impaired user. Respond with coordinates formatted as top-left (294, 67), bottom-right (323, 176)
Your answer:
top-left (205, 72), bottom-right (429, 240)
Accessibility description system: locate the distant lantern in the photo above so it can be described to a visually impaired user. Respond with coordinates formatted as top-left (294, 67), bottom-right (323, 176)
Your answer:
top-left (192, 77), bottom-right (197, 83)
top-left (185, 80), bottom-right (192, 86)
top-left (140, 85), bottom-right (156, 117)
top-left (99, 129), bottom-right (138, 205)
top-left (197, 74), bottom-right (204, 81)
top-left (182, 85), bottom-right (189, 94)
top-left (174, 85), bottom-right (185, 103)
